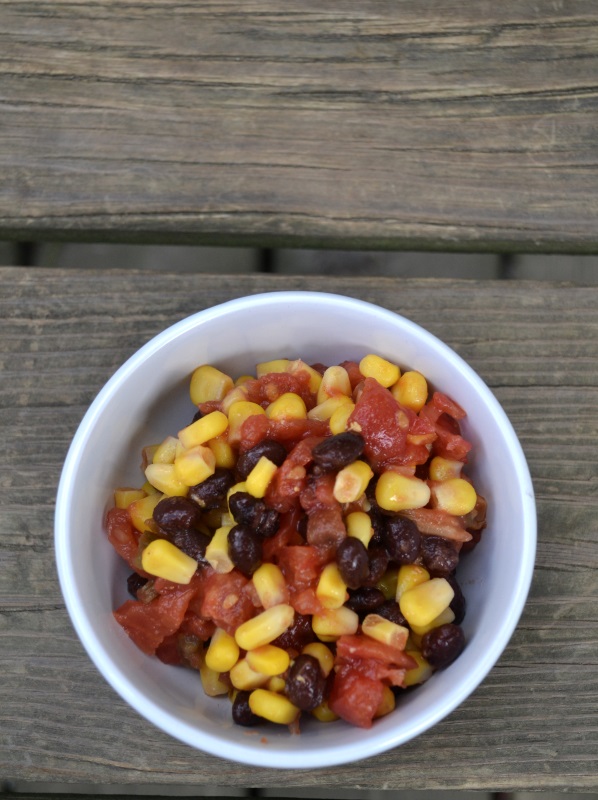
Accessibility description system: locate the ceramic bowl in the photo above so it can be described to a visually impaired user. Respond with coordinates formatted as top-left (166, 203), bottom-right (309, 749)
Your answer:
top-left (55, 291), bottom-right (536, 769)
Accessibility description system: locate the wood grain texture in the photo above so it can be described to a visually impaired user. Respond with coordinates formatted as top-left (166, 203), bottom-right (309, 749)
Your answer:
top-left (1, 268), bottom-right (597, 791)
top-left (1, 2), bottom-right (598, 251)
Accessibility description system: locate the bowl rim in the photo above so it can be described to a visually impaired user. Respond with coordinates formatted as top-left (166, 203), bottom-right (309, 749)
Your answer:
top-left (55, 290), bottom-right (537, 769)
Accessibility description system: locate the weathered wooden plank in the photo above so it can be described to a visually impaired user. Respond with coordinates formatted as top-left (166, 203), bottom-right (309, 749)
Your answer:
top-left (0, 269), bottom-right (597, 791)
top-left (1, 3), bottom-right (598, 250)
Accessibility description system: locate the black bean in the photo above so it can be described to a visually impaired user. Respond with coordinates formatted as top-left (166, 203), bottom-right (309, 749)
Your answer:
top-left (368, 508), bottom-right (386, 548)
top-left (228, 492), bottom-right (280, 538)
top-left (336, 537), bottom-right (369, 590)
top-left (376, 599), bottom-right (408, 627)
top-left (345, 587), bottom-right (386, 615)
top-left (228, 524), bottom-right (262, 576)
top-left (191, 409), bottom-right (204, 422)
top-left (127, 572), bottom-right (148, 598)
top-left (384, 516), bottom-right (421, 564)
top-left (421, 623), bottom-right (465, 669)
top-left (188, 468), bottom-right (235, 510)
top-left (362, 546), bottom-right (390, 587)
top-left (153, 496), bottom-right (203, 533)
top-left (170, 528), bottom-right (210, 563)
top-left (446, 574), bottom-right (467, 624)
top-left (311, 431), bottom-right (365, 472)
top-left (272, 613), bottom-right (316, 652)
top-left (232, 691), bottom-right (261, 727)
top-left (421, 535), bottom-right (459, 577)
top-left (297, 514), bottom-right (308, 540)
top-left (236, 439), bottom-right (287, 479)
top-left (285, 655), bottom-right (326, 711)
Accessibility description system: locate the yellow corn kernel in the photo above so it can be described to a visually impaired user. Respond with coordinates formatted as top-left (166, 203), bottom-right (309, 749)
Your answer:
top-left (246, 456), bottom-right (279, 499)
top-left (374, 685), bottom-right (396, 719)
top-left (246, 644), bottom-right (290, 676)
top-left (227, 401), bottom-right (266, 444)
top-left (178, 411), bottom-right (229, 450)
top-left (317, 365), bottom-right (352, 405)
top-left (235, 604), bottom-right (295, 651)
top-left (199, 661), bottom-right (229, 696)
top-left (230, 658), bottom-right (270, 691)
top-left (287, 359), bottom-right (323, 394)
top-left (302, 642), bottom-right (335, 677)
top-left (205, 628), bottom-right (240, 673)
top-left (375, 471), bottom-right (431, 512)
top-left (114, 487), bottom-right (146, 509)
top-left (399, 577), bottom-right (454, 628)
top-left (359, 354), bottom-right (400, 389)
top-left (141, 444), bottom-right (159, 468)
top-left (252, 563), bottom-right (288, 609)
top-left (432, 478), bottom-right (477, 516)
top-left (390, 371), bottom-right (429, 412)
top-left (190, 364), bottom-right (234, 405)
top-left (235, 374), bottom-right (254, 386)
top-left (256, 358), bottom-right (291, 377)
top-left (345, 510), bottom-right (374, 548)
top-left (220, 384), bottom-right (250, 415)
top-left (333, 460), bottom-right (373, 504)
top-left (316, 563), bottom-right (348, 609)
top-left (205, 525), bottom-right (234, 573)
top-left (362, 613), bottom-right (409, 650)
top-left (311, 700), bottom-right (339, 722)
top-left (267, 675), bottom-right (286, 693)
top-left (152, 436), bottom-right (179, 465)
top-left (329, 400), bottom-right (356, 434)
top-left (429, 456), bottom-right (464, 482)
top-left (307, 394), bottom-right (353, 421)
top-left (312, 606), bottom-right (359, 642)
top-left (141, 538), bottom-right (197, 584)
top-left (249, 688), bottom-right (299, 725)
top-left (207, 434), bottom-right (236, 470)
top-left (128, 492), bottom-right (164, 533)
top-left (403, 650), bottom-right (434, 687)
top-left (174, 445), bottom-right (216, 487)
top-left (410, 606), bottom-right (456, 636)
top-left (141, 480), bottom-right (160, 495)
top-left (396, 564), bottom-right (431, 600)
top-left (266, 392), bottom-right (307, 421)
top-left (144, 463), bottom-right (188, 497)
top-left (376, 566), bottom-right (399, 600)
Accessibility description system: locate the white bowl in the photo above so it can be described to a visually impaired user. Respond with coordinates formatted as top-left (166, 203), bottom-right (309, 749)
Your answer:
top-left (55, 291), bottom-right (536, 769)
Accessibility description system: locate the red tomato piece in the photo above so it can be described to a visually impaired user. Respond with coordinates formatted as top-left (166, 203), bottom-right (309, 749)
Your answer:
top-left (277, 545), bottom-right (325, 592)
top-left (299, 472), bottom-right (337, 513)
top-left (306, 505), bottom-right (346, 548)
top-left (244, 371), bottom-right (314, 408)
top-left (200, 570), bottom-right (256, 636)
top-left (113, 581), bottom-right (199, 655)
top-left (349, 377), bottom-right (408, 468)
top-left (155, 633), bottom-right (183, 665)
top-left (268, 418), bottom-right (329, 447)
top-left (265, 437), bottom-right (319, 512)
top-left (290, 587), bottom-right (325, 616)
top-left (329, 665), bottom-right (386, 729)
top-left (105, 507), bottom-right (143, 573)
top-left (262, 508), bottom-right (304, 562)
top-left (336, 634), bottom-right (416, 670)
top-left (339, 360), bottom-right (364, 390)
top-left (401, 508), bottom-right (471, 544)
top-left (239, 414), bottom-right (270, 451)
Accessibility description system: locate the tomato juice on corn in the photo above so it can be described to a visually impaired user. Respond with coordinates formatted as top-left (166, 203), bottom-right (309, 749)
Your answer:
top-left (107, 355), bottom-right (487, 730)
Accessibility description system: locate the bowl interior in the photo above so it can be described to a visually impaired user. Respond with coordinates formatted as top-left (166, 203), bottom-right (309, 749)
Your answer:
top-left (55, 291), bottom-right (536, 769)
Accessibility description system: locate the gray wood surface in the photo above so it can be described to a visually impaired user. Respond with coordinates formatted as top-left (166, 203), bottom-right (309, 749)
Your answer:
top-left (1, 268), bottom-right (597, 792)
top-left (2, 3), bottom-right (598, 251)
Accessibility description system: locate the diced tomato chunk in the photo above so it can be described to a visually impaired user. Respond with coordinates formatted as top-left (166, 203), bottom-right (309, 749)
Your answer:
top-left (200, 570), bottom-right (256, 635)
top-left (336, 634), bottom-right (416, 669)
top-left (105, 508), bottom-right (143, 573)
top-left (114, 580), bottom-right (199, 655)
top-left (349, 377), bottom-right (408, 468)
top-left (277, 544), bottom-right (325, 592)
top-left (329, 665), bottom-right (386, 729)
top-left (239, 414), bottom-right (270, 451)
top-left (339, 360), bottom-right (364, 390)
top-left (244, 371), bottom-right (315, 408)
top-left (300, 472), bottom-right (337, 513)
